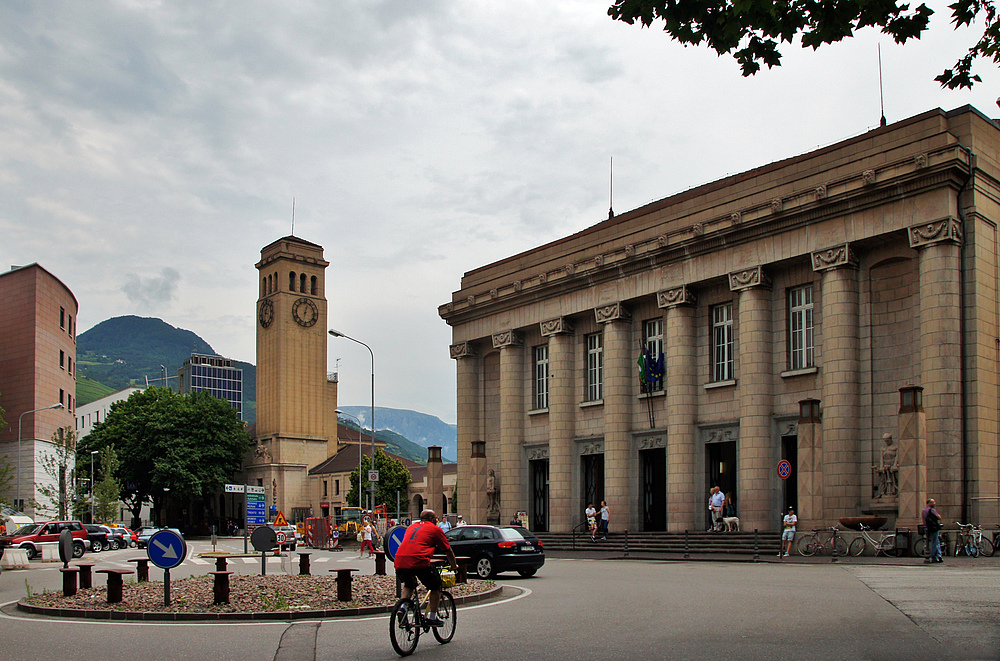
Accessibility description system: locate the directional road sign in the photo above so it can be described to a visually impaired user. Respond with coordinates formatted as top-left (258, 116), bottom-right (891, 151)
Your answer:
top-left (384, 525), bottom-right (408, 562)
top-left (247, 492), bottom-right (266, 525)
top-left (147, 529), bottom-right (187, 569)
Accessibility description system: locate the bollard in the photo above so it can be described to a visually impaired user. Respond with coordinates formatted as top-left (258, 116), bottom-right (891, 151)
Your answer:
top-left (210, 571), bottom-right (233, 605)
top-left (831, 528), bottom-right (839, 563)
top-left (298, 552), bottom-right (311, 576)
top-left (60, 567), bottom-right (79, 597)
top-left (753, 528), bottom-right (759, 562)
top-left (624, 529), bottom-right (629, 558)
top-left (77, 563), bottom-right (95, 589)
top-left (215, 556), bottom-right (229, 572)
top-left (374, 551), bottom-right (386, 576)
top-left (684, 529), bottom-right (690, 559)
top-left (127, 558), bottom-right (150, 582)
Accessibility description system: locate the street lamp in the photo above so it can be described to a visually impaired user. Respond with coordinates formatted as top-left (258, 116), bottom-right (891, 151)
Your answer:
top-left (335, 409), bottom-right (365, 509)
top-left (17, 403), bottom-right (63, 512)
top-left (329, 329), bottom-right (375, 511)
top-left (90, 450), bottom-right (99, 523)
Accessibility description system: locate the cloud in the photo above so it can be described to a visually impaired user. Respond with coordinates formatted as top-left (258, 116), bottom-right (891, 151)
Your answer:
top-left (121, 267), bottom-right (181, 309)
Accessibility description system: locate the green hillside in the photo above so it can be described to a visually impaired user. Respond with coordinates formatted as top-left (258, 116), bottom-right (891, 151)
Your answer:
top-left (339, 420), bottom-right (429, 465)
top-left (75, 375), bottom-right (117, 404)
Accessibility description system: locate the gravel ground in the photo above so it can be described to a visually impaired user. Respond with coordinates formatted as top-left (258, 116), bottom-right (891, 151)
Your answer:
top-left (24, 573), bottom-right (495, 614)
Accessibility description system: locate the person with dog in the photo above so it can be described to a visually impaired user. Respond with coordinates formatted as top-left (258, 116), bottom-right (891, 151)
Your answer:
top-left (394, 509), bottom-right (458, 627)
top-left (779, 506), bottom-right (797, 557)
top-left (709, 487), bottom-right (726, 531)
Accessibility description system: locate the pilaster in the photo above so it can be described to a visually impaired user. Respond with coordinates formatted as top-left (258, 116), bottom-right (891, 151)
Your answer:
top-left (542, 316), bottom-right (574, 532)
top-left (596, 303), bottom-right (632, 529)
top-left (451, 341), bottom-right (479, 524)
top-left (493, 330), bottom-right (524, 524)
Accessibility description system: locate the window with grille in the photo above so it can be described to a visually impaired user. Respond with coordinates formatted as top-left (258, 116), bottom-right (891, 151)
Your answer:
top-left (586, 332), bottom-right (604, 401)
top-left (789, 285), bottom-right (815, 369)
top-left (711, 303), bottom-right (734, 382)
top-left (534, 345), bottom-right (549, 410)
top-left (643, 318), bottom-right (664, 392)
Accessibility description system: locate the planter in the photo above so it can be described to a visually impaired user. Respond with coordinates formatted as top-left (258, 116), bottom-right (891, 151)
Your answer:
top-left (839, 516), bottom-right (888, 531)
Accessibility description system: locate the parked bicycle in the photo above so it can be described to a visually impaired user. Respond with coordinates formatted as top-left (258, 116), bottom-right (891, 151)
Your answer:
top-left (796, 526), bottom-right (848, 557)
top-left (953, 522), bottom-right (993, 557)
top-left (389, 568), bottom-right (457, 656)
top-left (847, 524), bottom-right (898, 557)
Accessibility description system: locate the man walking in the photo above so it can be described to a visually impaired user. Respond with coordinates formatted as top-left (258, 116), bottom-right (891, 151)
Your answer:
top-left (921, 498), bottom-right (943, 563)
top-left (709, 487), bottom-right (726, 532)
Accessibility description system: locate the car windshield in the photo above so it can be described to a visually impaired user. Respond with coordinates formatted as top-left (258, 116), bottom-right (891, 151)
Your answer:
top-left (498, 528), bottom-right (527, 541)
top-left (11, 524), bottom-right (40, 536)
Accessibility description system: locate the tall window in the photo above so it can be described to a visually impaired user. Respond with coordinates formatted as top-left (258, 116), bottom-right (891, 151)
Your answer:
top-left (60, 307), bottom-right (65, 329)
top-left (789, 285), bottom-right (815, 370)
top-left (289, 272), bottom-right (296, 291)
top-left (586, 332), bottom-right (604, 401)
top-left (643, 318), bottom-right (664, 392)
top-left (534, 345), bottom-right (550, 410)
top-left (711, 303), bottom-right (734, 382)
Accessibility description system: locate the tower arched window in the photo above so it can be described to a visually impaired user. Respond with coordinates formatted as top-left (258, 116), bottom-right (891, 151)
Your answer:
top-left (300, 273), bottom-right (307, 293)
top-left (261, 278), bottom-right (266, 297)
top-left (311, 276), bottom-right (317, 295)
top-left (289, 271), bottom-right (296, 291)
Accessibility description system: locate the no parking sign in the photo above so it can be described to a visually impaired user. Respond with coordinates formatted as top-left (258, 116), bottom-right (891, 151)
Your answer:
top-left (777, 459), bottom-right (792, 480)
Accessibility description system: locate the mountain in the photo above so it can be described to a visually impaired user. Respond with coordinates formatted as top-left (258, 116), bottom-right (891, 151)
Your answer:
top-left (76, 316), bottom-right (257, 422)
top-left (338, 406), bottom-right (457, 462)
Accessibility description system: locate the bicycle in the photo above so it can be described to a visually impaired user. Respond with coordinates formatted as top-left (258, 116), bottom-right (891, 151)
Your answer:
top-left (847, 524), bottom-right (898, 557)
top-left (952, 522), bottom-right (994, 557)
top-left (795, 527), bottom-right (848, 557)
top-left (389, 569), bottom-right (458, 657)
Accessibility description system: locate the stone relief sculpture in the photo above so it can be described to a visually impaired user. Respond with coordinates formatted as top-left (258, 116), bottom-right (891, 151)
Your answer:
top-left (874, 433), bottom-right (899, 498)
top-left (486, 469), bottom-right (500, 515)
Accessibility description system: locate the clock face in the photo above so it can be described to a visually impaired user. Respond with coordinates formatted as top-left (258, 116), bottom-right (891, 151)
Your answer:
top-left (292, 297), bottom-right (319, 327)
top-left (258, 298), bottom-right (274, 328)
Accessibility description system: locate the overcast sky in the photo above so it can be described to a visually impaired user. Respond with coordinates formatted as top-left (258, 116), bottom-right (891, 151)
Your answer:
top-left (2, 1), bottom-right (997, 425)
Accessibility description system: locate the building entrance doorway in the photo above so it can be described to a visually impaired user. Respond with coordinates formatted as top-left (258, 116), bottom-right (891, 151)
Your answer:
top-left (781, 435), bottom-right (797, 512)
top-left (581, 453), bottom-right (604, 519)
top-left (640, 447), bottom-right (667, 531)
top-left (530, 459), bottom-right (549, 532)
top-left (706, 441), bottom-right (737, 528)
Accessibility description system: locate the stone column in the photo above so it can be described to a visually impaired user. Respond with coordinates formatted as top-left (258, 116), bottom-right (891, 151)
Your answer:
top-left (730, 266), bottom-right (773, 531)
top-left (493, 330), bottom-right (524, 523)
top-left (469, 441), bottom-right (487, 524)
top-left (426, 446), bottom-right (444, 513)
top-left (659, 286), bottom-right (698, 531)
top-left (451, 342), bottom-right (479, 524)
top-left (812, 244), bottom-right (860, 520)
top-left (542, 317), bottom-right (574, 532)
top-left (596, 303), bottom-right (632, 530)
top-left (796, 399), bottom-right (823, 529)
top-left (909, 218), bottom-right (963, 519)
top-left (896, 386), bottom-right (927, 528)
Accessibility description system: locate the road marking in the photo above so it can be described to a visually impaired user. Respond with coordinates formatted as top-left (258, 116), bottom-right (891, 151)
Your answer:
top-left (188, 557), bottom-right (210, 565)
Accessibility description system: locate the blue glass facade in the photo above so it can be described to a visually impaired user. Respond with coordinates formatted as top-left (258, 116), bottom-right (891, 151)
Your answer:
top-left (178, 353), bottom-right (243, 419)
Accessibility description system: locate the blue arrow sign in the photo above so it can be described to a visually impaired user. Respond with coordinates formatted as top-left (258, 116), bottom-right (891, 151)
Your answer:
top-left (384, 525), bottom-right (408, 562)
top-left (147, 529), bottom-right (187, 569)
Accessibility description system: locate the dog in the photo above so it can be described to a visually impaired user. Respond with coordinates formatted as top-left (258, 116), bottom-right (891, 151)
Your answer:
top-left (722, 516), bottom-right (740, 532)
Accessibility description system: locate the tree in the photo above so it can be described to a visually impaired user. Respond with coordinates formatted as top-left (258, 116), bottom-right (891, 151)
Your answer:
top-left (81, 388), bottom-right (251, 529)
top-left (0, 389), bottom-right (7, 430)
top-left (608, 0), bottom-right (1000, 89)
top-left (0, 454), bottom-right (15, 509)
top-left (347, 448), bottom-right (411, 510)
top-left (94, 445), bottom-right (121, 523)
top-left (35, 426), bottom-right (78, 520)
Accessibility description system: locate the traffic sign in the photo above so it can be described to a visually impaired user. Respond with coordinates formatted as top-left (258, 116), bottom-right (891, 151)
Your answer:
top-left (384, 525), bottom-right (408, 562)
top-left (147, 529), bottom-right (187, 569)
top-left (368, 470), bottom-right (380, 482)
top-left (251, 526), bottom-right (277, 552)
top-left (274, 511), bottom-right (288, 526)
top-left (777, 459), bottom-right (792, 480)
top-left (247, 492), bottom-right (266, 525)
top-left (226, 484), bottom-right (265, 494)
top-left (276, 531), bottom-right (286, 544)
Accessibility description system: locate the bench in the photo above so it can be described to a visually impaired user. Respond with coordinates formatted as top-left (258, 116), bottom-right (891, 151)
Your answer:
top-left (96, 568), bottom-right (133, 603)
top-left (329, 568), bottom-right (359, 601)
top-left (127, 558), bottom-right (150, 582)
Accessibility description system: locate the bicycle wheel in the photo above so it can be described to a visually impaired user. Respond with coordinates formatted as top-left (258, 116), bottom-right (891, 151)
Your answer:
top-left (389, 598), bottom-right (420, 657)
top-left (977, 536), bottom-right (994, 557)
top-left (431, 591), bottom-right (457, 644)
top-left (879, 534), bottom-right (899, 557)
top-left (913, 537), bottom-right (929, 558)
top-left (833, 535), bottom-right (849, 557)
top-left (796, 534), bottom-right (817, 557)
top-left (966, 540), bottom-right (978, 557)
top-left (848, 537), bottom-right (866, 557)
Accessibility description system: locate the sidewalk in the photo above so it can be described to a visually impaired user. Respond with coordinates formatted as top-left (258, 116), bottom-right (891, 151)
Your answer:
top-left (546, 547), bottom-right (1000, 567)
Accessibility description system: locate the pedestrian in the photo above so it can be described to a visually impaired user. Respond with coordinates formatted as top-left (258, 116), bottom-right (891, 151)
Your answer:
top-left (599, 501), bottom-right (610, 540)
top-left (779, 506), bottom-right (797, 557)
top-left (438, 516), bottom-right (452, 533)
top-left (359, 517), bottom-right (376, 558)
top-left (585, 503), bottom-right (597, 541)
top-left (455, 515), bottom-right (467, 527)
top-left (710, 487), bottom-right (726, 531)
top-left (393, 509), bottom-right (458, 628)
top-left (509, 513), bottom-right (522, 526)
top-left (921, 498), bottom-right (943, 563)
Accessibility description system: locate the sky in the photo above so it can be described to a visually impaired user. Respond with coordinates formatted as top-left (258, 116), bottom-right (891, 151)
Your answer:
top-left (2, 1), bottom-right (998, 426)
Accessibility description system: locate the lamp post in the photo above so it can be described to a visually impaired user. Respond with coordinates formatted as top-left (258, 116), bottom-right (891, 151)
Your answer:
top-left (17, 403), bottom-right (63, 512)
top-left (329, 329), bottom-right (375, 511)
top-left (335, 409), bottom-right (366, 509)
top-left (90, 450), bottom-right (99, 523)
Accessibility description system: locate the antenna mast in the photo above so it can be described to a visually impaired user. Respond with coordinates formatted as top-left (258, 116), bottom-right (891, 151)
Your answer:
top-left (291, 198), bottom-right (295, 235)
top-left (878, 44), bottom-right (886, 127)
top-left (608, 157), bottom-right (614, 220)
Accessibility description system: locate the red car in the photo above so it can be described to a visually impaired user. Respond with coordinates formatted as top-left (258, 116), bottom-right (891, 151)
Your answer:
top-left (0, 520), bottom-right (88, 559)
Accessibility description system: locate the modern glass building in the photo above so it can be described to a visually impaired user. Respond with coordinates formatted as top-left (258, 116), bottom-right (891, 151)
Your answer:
top-left (178, 353), bottom-right (243, 419)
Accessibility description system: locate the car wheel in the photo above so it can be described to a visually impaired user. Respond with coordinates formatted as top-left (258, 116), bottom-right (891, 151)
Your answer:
top-left (72, 541), bottom-right (85, 559)
top-left (112, 540), bottom-right (121, 550)
top-left (101, 540), bottom-right (111, 552)
top-left (129, 540), bottom-right (137, 548)
top-left (475, 556), bottom-right (495, 579)
top-left (517, 568), bottom-right (537, 578)
top-left (90, 540), bottom-right (102, 553)
top-left (24, 545), bottom-right (37, 560)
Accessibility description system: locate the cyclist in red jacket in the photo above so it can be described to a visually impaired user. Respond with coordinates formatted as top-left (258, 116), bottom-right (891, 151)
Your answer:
top-left (394, 509), bottom-right (457, 626)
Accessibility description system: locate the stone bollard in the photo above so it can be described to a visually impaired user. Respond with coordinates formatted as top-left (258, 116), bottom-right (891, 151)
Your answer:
top-left (60, 567), bottom-right (80, 597)
top-left (298, 552), bottom-right (311, 576)
top-left (215, 556), bottom-right (229, 572)
top-left (127, 558), bottom-right (150, 582)
top-left (374, 551), bottom-right (386, 576)
top-left (210, 571), bottom-right (233, 605)
top-left (77, 563), bottom-right (95, 589)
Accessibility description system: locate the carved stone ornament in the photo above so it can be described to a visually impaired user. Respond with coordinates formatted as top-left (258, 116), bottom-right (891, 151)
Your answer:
top-left (492, 330), bottom-right (523, 349)
top-left (595, 302), bottom-right (631, 324)
top-left (770, 198), bottom-right (783, 214)
top-left (862, 169), bottom-right (876, 186)
top-left (625, 244), bottom-right (635, 257)
top-left (594, 255), bottom-right (605, 267)
top-left (657, 285), bottom-right (697, 309)
top-left (527, 447), bottom-right (550, 461)
top-left (513, 280), bottom-right (523, 292)
top-left (691, 222), bottom-right (704, 236)
top-left (908, 217), bottom-right (963, 248)
top-left (638, 435), bottom-right (666, 450)
top-left (811, 243), bottom-right (859, 272)
top-left (540, 317), bottom-right (573, 337)
top-left (580, 441), bottom-right (605, 455)
top-left (658, 235), bottom-right (668, 248)
top-left (814, 185), bottom-right (827, 200)
top-left (539, 272), bottom-right (548, 284)
top-left (564, 264), bottom-right (575, 277)
top-left (253, 441), bottom-right (272, 464)
top-left (450, 342), bottom-right (477, 359)
top-left (914, 153), bottom-right (928, 169)
top-left (490, 288), bottom-right (498, 299)
top-left (730, 211), bottom-right (742, 225)
top-left (779, 420), bottom-right (799, 437)
top-left (701, 426), bottom-right (739, 444)
top-left (728, 266), bottom-right (772, 292)
top-left (467, 295), bottom-right (476, 307)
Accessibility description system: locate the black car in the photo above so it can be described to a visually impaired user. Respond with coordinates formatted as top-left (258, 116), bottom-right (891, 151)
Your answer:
top-left (444, 525), bottom-right (544, 579)
top-left (83, 524), bottom-right (111, 553)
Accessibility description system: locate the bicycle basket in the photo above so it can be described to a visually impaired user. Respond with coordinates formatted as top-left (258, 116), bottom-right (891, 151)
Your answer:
top-left (439, 569), bottom-right (456, 588)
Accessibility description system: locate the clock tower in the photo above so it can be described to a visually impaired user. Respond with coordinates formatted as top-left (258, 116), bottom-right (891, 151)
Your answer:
top-left (252, 236), bottom-right (338, 516)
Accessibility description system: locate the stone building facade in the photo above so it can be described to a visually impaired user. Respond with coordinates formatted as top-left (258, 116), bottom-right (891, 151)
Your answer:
top-left (440, 106), bottom-right (1000, 533)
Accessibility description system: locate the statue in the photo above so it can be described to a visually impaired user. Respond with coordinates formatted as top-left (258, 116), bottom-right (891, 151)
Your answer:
top-left (875, 433), bottom-right (898, 497)
top-left (486, 469), bottom-right (500, 515)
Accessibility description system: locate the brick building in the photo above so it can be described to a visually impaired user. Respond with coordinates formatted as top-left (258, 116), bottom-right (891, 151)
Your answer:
top-left (0, 264), bottom-right (79, 517)
top-left (440, 106), bottom-right (1000, 533)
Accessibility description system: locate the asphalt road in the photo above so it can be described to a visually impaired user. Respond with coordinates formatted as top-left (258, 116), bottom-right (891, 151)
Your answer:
top-left (1, 540), bottom-right (998, 660)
